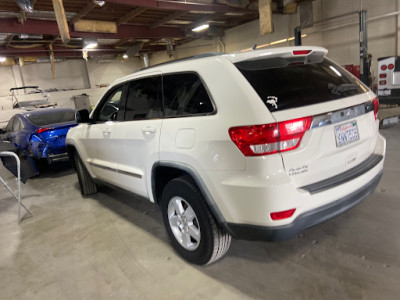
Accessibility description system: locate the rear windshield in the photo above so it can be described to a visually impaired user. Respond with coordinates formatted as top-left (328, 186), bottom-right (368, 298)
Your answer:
top-left (235, 57), bottom-right (365, 112)
top-left (28, 110), bottom-right (75, 126)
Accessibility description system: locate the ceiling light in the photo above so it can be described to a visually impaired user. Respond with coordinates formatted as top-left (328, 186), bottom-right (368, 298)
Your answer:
top-left (192, 24), bottom-right (209, 32)
top-left (0, 57), bottom-right (6, 62)
top-left (83, 37), bottom-right (98, 49)
top-left (84, 42), bottom-right (98, 49)
top-left (93, 1), bottom-right (106, 7)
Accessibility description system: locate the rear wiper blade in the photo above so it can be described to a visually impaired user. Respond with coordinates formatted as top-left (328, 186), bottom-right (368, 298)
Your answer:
top-left (331, 83), bottom-right (359, 95)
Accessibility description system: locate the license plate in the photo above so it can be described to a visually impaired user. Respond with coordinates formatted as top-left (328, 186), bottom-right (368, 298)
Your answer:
top-left (378, 89), bottom-right (391, 96)
top-left (334, 121), bottom-right (360, 148)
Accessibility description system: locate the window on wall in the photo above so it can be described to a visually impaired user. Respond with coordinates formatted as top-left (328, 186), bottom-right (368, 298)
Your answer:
top-left (163, 73), bottom-right (214, 117)
top-left (124, 76), bottom-right (162, 121)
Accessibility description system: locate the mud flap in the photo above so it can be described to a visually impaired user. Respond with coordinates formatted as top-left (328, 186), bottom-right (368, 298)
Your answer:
top-left (0, 142), bottom-right (39, 183)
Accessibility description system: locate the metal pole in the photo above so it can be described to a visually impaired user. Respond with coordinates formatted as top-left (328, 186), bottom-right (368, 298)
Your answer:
top-left (359, 10), bottom-right (369, 85)
top-left (294, 26), bottom-right (302, 46)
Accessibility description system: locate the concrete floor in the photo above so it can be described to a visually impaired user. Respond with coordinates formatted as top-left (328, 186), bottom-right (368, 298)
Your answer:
top-left (1, 125), bottom-right (399, 300)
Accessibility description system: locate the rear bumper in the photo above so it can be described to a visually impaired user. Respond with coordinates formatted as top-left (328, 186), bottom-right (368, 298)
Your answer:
top-left (47, 153), bottom-right (69, 164)
top-left (224, 171), bottom-right (383, 241)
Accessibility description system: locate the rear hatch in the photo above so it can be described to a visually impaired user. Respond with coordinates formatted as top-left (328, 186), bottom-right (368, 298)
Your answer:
top-left (233, 48), bottom-right (379, 187)
top-left (28, 110), bottom-right (77, 153)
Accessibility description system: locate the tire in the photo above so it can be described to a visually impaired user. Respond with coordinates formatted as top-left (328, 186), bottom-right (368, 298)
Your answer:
top-left (161, 176), bottom-right (231, 265)
top-left (73, 152), bottom-right (97, 195)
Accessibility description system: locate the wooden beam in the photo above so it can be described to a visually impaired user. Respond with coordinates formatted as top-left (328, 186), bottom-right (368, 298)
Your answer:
top-left (113, 39), bottom-right (131, 48)
top-left (70, 2), bottom-right (97, 24)
top-left (51, 0), bottom-right (71, 44)
top-left (5, 35), bottom-right (14, 49)
top-left (116, 7), bottom-right (147, 26)
top-left (149, 11), bottom-right (186, 29)
top-left (49, 44), bottom-right (56, 79)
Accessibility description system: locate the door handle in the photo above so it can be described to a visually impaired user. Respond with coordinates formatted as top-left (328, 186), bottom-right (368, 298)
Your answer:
top-left (103, 128), bottom-right (111, 135)
top-left (143, 126), bottom-right (156, 135)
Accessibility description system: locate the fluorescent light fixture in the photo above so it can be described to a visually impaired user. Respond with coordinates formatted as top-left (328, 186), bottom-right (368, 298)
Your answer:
top-left (123, 54), bottom-right (128, 59)
top-left (0, 57), bottom-right (6, 62)
top-left (192, 24), bottom-right (209, 32)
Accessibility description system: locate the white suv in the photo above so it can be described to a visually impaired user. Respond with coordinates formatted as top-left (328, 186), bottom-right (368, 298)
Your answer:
top-left (66, 46), bottom-right (386, 265)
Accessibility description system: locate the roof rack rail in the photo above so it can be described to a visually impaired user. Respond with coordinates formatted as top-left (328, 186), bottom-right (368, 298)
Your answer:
top-left (135, 52), bottom-right (224, 73)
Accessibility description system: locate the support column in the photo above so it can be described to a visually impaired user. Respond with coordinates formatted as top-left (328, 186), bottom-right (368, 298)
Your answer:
top-left (294, 26), bottom-right (302, 46)
top-left (359, 10), bottom-right (369, 85)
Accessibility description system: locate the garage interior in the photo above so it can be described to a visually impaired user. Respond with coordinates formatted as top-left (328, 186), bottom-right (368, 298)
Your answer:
top-left (0, 0), bottom-right (400, 299)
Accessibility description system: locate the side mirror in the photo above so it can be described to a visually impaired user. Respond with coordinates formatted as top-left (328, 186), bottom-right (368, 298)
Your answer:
top-left (75, 109), bottom-right (90, 123)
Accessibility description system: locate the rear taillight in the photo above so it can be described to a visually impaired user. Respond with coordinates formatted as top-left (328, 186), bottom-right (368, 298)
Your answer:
top-left (372, 97), bottom-right (379, 119)
top-left (389, 64), bottom-right (395, 70)
top-left (381, 65), bottom-right (387, 71)
top-left (293, 50), bottom-right (311, 55)
top-left (379, 80), bottom-right (387, 85)
top-left (229, 116), bottom-right (312, 156)
top-left (37, 127), bottom-right (51, 134)
top-left (270, 208), bottom-right (296, 220)
top-left (379, 74), bottom-right (387, 78)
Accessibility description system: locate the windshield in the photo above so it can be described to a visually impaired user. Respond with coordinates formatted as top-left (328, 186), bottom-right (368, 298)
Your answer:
top-left (27, 110), bottom-right (76, 126)
top-left (235, 57), bottom-right (366, 112)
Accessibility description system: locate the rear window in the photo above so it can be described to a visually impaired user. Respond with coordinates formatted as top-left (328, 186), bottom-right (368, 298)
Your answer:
top-left (28, 110), bottom-right (75, 126)
top-left (235, 57), bottom-right (365, 112)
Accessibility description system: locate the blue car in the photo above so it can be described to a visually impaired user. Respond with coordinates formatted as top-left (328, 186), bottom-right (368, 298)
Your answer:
top-left (1, 108), bottom-right (77, 164)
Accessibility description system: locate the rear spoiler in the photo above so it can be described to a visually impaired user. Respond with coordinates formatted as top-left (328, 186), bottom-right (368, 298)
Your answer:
top-left (226, 47), bottom-right (328, 64)
top-left (233, 48), bottom-right (328, 71)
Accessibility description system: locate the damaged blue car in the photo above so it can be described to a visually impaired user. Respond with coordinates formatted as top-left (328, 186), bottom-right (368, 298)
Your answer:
top-left (1, 108), bottom-right (77, 167)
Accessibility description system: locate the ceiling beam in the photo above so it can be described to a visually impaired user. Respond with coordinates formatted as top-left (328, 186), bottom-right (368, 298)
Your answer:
top-left (51, 0), bottom-right (71, 43)
top-left (105, 0), bottom-right (255, 13)
top-left (0, 46), bottom-right (125, 57)
top-left (116, 7), bottom-right (147, 26)
top-left (5, 35), bottom-right (14, 49)
top-left (149, 11), bottom-right (187, 29)
top-left (0, 19), bottom-right (184, 39)
top-left (70, 1), bottom-right (97, 24)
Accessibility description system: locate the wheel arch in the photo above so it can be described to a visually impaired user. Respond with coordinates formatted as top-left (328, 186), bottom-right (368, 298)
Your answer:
top-left (151, 162), bottom-right (227, 226)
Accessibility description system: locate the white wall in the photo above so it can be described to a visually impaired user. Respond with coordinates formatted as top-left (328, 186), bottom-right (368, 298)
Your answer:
top-left (87, 59), bottom-right (142, 87)
top-left (0, 57), bottom-right (142, 110)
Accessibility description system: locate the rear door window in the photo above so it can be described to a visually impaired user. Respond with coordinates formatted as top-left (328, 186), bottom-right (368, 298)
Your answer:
top-left (235, 57), bottom-right (365, 112)
top-left (163, 73), bottom-right (214, 117)
top-left (124, 76), bottom-right (162, 121)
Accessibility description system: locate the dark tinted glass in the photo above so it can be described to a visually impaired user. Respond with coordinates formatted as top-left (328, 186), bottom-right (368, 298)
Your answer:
top-left (97, 88), bottom-right (123, 122)
top-left (125, 76), bottom-right (162, 121)
top-left (235, 58), bottom-right (365, 112)
top-left (28, 110), bottom-right (75, 126)
top-left (163, 73), bottom-right (214, 117)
